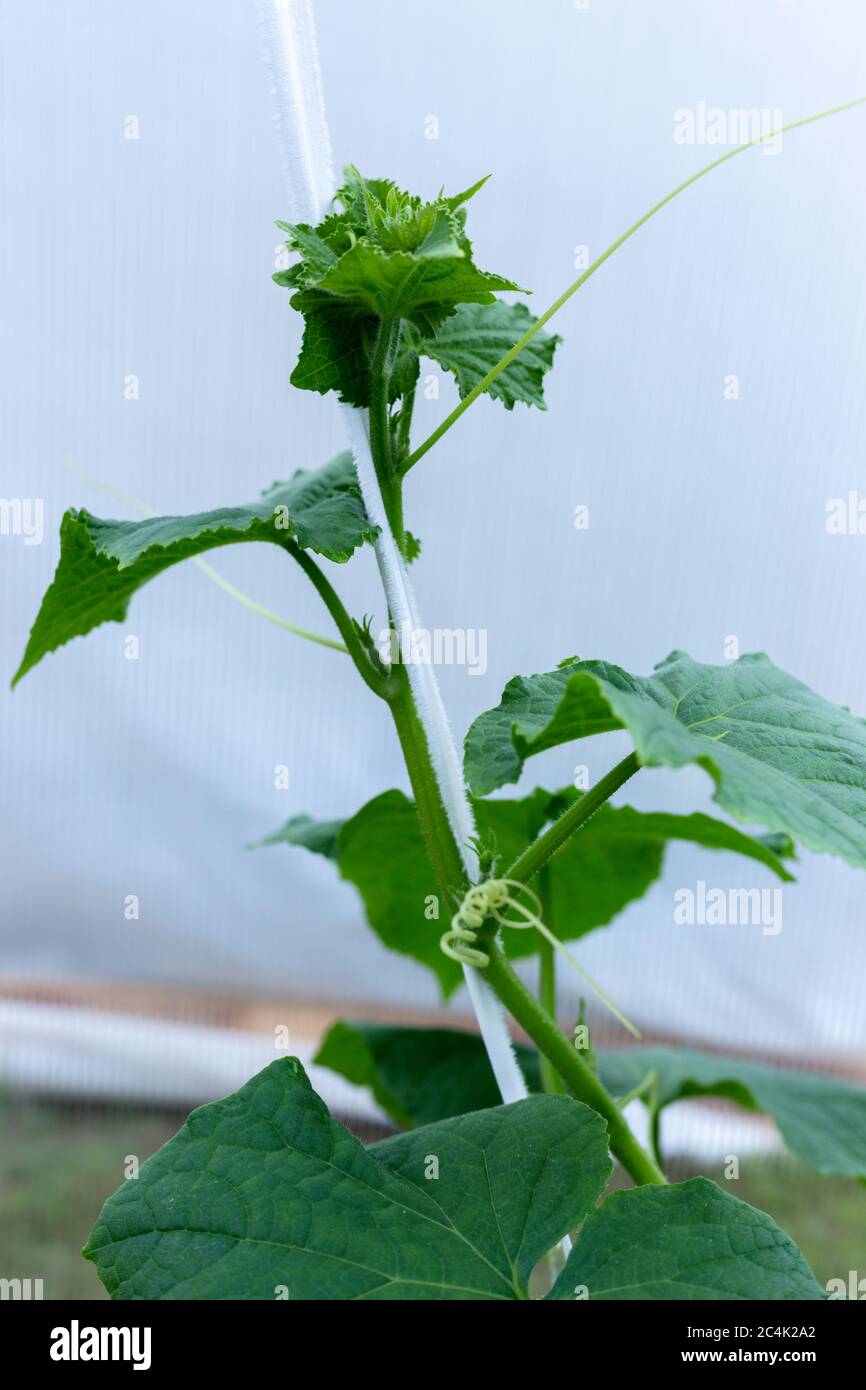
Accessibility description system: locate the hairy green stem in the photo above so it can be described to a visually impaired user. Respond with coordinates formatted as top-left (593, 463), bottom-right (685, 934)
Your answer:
top-left (370, 328), bottom-right (660, 1181)
top-left (386, 668), bottom-right (468, 900)
top-left (286, 540), bottom-right (386, 697)
top-left (507, 752), bottom-right (640, 886)
top-left (386, 669), bottom-right (662, 1182)
top-left (368, 319), bottom-right (394, 474)
top-left (483, 942), bottom-right (666, 1184)
top-left (402, 95), bottom-right (866, 474)
top-left (368, 318), bottom-right (405, 546)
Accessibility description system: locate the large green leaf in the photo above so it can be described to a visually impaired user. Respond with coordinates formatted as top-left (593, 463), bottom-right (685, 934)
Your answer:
top-left (260, 784), bottom-right (793, 990)
top-left (316, 1022), bottom-right (866, 1183)
top-left (548, 1178), bottom-right (823, 1300)
top-left (598, 1046), bottom-right (866, 1180)
top-left (368, 1100), bottom-right (611, 1295)
top-left (83, 1057), bottom-right (610, 1300)
top-left (13, 453), bottom-right (374, 685)
top-left (419, 300), bottom-right (561, 409)
top-left (464, 650), bottom-right (866, 869)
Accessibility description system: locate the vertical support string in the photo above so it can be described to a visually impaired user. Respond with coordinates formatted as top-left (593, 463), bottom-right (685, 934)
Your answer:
top-left (255, 0), bottom-right (529, 1105)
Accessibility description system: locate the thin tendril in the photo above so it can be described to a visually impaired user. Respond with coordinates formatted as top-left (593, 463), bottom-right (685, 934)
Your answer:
top-left (441, 878), bottom-right (641, 1038)
top-left (403, 95), bottom-right (866, 473)
top-left (65, 467), bottom-right (349, 654)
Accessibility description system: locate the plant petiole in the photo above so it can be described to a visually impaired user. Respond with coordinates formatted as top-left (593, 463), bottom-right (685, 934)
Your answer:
top-left (506, 752), bottom-right (641, 887)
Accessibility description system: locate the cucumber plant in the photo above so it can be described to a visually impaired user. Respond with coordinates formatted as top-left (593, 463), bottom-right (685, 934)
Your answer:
top-left (15, 119), bottom-right (866, 1299)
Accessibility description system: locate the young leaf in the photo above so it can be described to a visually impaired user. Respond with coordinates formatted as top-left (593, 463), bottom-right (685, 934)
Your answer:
top-left (287, 291), bottom-right (376, 406)
top-left (274, 220), bottom-right (338, 274)
top-left (83, 1057), bottom-right (610, 1300)
top-left (13, 453), bottom-right (374, 686)
top-left (547, 1178), bottom-right (823, 1301)
top-left (465, 650), bottom-right (866, 869)
top-left (417, 301), bottom-right (561, 410)
top-left (312, 242), bottom-right (522, 327)
top-left (599, 1046), bottom-right (866, 1181)
top-left (444, 174), bottom-right (492, 210)
top-left (277, 167), bottom-right (526, 407)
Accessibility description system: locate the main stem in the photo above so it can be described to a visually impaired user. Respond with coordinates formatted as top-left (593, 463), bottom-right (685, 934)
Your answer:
top-left (366, 321), bottom-right (662, 1183)
top-left (387, 664), bottom-right (468, 897)
top-left (385, 675), bottom-right (664, 1185)
top-left (483, 942), bottom-right (666, 1185)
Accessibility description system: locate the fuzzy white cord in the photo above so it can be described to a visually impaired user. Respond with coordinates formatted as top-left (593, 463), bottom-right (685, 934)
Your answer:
top-left (255, 0), bottom-right (528, 1106)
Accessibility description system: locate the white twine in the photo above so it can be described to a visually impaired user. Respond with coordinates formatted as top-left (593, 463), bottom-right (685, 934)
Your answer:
top-left (255, 0), bottom-right (528, 1106)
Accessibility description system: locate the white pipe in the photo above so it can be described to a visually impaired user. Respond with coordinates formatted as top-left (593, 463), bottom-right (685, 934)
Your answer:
top-left (255, 0), bottom-right (527, 1105)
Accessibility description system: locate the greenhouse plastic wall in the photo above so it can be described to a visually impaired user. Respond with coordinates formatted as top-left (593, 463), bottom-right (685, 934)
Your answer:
top-left (1, 0), bottom-right (866, 1301)
top-left (4, 0), bottom-right (866, 1040)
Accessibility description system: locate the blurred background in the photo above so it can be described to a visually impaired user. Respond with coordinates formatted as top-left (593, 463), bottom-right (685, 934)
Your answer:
top-left (1, 0), bottom-right (865, 1295)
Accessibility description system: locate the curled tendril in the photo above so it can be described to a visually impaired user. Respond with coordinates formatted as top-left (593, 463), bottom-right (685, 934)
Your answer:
top-left (441, 878), bottom-right (641, 1039)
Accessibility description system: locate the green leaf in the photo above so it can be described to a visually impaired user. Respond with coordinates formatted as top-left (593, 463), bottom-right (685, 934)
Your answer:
top-left (315, 1020), bottom-right (541, 1128)
top-left (249, 813), bottom-right (343, 861)
top-left (548, 1178), bottom-right (823, 1300)
top-left (277, 167), bottom-right (525, 406)
top-left (465, 650), bottom-right (866, 869)
top-left (599, 1046), bottom-right (866, 1180)
top-left (369, 1099), bottom-right (611, 1295)
top-left (444, 174), bottom-right (492, 210)
top-left (83, 1057), bottom-right (610, 1300)
top-left (584, 808), bottom-right (796, 879)
top-left (13, 453), bottom-right (374, 685)
top-left (317, 1023), bottom-right (866, 1183)
top-left (478, 793), bottom-right (794, 961)
top-left (313, 241), bottom-right (522, 328)
top-left (274, 221), bottom-right (338, 275)
top-left (287, 292), bottom-right (422, 410)
top-left (418, 301), bottom-right (561, 409)
top-left (261, 785), bottom-right (793, 991)
top-left (287, 290), bottom-right (376, 407)
top-left (335, 790), bottom-right (457, 994)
